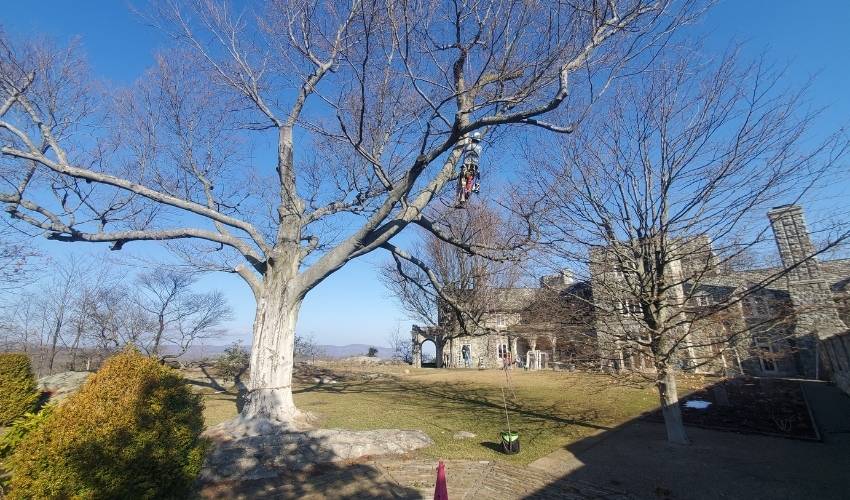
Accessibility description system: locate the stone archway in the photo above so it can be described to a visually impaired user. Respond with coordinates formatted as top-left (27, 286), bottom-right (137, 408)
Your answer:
top-left (420, 339), bottom-right (438, 367)
top-left (411, 325), bottom-right (446, 368)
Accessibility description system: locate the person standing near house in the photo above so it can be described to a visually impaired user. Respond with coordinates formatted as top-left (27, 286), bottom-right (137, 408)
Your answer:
top-left (462, 345), bottom-right (471, 368)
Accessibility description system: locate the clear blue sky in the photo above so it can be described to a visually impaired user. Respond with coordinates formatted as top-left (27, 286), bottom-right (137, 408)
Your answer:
top-left (3, 1), bottom-right (849, 348)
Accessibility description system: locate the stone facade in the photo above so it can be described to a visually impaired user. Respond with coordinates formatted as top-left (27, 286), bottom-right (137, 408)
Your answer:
top-left (769, 205), bottom-right (850, 393)
top-left (411, 205), bottom-right (850, 393)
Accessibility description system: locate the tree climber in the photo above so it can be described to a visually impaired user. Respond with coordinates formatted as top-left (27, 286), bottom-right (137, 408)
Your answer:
top-left (457, 132), bottom-right (483, 206)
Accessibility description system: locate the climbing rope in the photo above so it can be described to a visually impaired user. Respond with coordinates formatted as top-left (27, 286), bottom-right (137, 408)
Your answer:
top-left (499, 356), bottom-right (520, 453)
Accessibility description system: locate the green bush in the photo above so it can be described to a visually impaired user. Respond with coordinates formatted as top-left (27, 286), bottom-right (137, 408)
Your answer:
top-left (0, 405), bottom-right (54, 461)
top-left (213, 342), bottom-right (249, 383)
top-left (6, 349), bottom-right (206, 499)
top-left (0, 353), bottom-right (40, 426)
top-left (0, 406), bottom-right (54, 493)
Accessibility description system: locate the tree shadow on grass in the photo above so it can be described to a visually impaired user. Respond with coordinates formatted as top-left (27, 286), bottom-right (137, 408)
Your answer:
top-left (295, 375), bottom-right (611, 434)
top-left (480, 441), bottom-right (504, 453)
top-left (521, 379), bottom-right (850, 500)
top-left (195, 365), bottom-right (230, 393)
top-left (198, 426), bottom-right (425, 499)
top-left (191, 365), bottom-right (248, 413)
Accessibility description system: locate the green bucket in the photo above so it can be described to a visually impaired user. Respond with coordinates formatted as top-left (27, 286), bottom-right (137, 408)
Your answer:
top-left (500, 431), bottom-right (520, 454)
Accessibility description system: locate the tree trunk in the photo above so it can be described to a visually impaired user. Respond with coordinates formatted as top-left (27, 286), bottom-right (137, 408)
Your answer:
top-left (70, 324), bottom-right (83, 371)
top-left (242, 267), bottom-right (303, 422)
top-left (656, 365), bottom-right (690, 444)
top-left (48, 318), bottom-right (61, 374)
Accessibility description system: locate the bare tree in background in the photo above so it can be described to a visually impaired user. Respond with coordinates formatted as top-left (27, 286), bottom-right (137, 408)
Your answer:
top-left (0, 0), bottom-right (703, 422)
top-left (157, 289), bottom-right (232, 363)
top-left (0, 258), bottom-right (232, 370)
top-left (387, 326), bottom-right (413, 364)
top-left (381, 201), bottom-right (526, 346)
top-left (136, 268), bottom-right (232, 360)
top-left (533, 49), bottom-right (850, 444)
top-left (0, 291), bottom-right (38, 352)
top-left (137, 269), bottom-right (194, 357)
top-left (38, 257), bottom-right (88, 373)
top-left (0, 224), bottom-right (38, 294)
top-left (83, 283), bottom-right (137, 356)
top-left (294, 333), bottom-right (323, 364)
top-left (66, 265), bottom-right (117, 370)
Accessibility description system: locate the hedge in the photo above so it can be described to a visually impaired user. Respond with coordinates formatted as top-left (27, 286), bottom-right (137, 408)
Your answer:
top-left (0, 353), bottom-right (40, 426)
top-left (6, 349), bottom-right (206, 499)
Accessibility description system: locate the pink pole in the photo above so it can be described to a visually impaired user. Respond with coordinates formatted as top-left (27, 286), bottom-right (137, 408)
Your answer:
top-left (434, 460), bottom-right (449, 500)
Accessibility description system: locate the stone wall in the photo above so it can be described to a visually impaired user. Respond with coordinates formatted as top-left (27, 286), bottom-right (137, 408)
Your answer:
top-left (445, 333), bottom-right (507, 368)
top-left (822, 333), bottom-right (850, 394)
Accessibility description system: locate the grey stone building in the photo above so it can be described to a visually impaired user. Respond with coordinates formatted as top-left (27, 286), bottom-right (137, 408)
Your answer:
top-left (410, 205), bottom-right (850, 394)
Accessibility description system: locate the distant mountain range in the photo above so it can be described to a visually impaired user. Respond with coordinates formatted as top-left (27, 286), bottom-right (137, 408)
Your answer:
top-left (315, 344), bottom-right (394, 359)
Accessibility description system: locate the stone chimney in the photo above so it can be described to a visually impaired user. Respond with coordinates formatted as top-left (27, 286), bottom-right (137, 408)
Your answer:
top-left (767, 204), bottom-right (846, 340)
top-left (540, 269), bottom-right (575, 289)
top-left (768, 205), bottom-right (821, 282)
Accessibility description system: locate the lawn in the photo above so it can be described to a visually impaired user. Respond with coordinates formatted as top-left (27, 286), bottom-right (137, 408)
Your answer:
top-left (186, 364), bottom-right (710, 465)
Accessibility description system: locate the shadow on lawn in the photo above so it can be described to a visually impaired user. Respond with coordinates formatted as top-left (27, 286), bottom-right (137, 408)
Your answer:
top-left (523, 379), bottom-right (850, 500)
top-left (479, 441), bottom-right (505, 453)
top-left (198, 425), bottom-right (424, 499)
top-left (194, 365), bottom-right (249, 413)
top-left (295, 374), bottom-right (611, 434)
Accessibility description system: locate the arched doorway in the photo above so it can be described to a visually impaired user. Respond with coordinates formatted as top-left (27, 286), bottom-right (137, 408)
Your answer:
top-left (421, 339), bottom-right (437, 368)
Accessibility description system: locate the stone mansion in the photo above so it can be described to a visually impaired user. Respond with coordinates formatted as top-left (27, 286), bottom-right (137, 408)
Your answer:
top-left (411, 205), bottom-right (850, 395)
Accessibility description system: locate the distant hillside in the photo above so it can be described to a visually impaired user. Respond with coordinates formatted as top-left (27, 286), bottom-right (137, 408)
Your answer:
top-left (163, 343), bottom-right (394, 361)
top-left (160, 344), bottom-right (230, 361)
top-left (9, 342), bottom-right (396, 368)
top-left (316, 344), bottom-right (394, 359)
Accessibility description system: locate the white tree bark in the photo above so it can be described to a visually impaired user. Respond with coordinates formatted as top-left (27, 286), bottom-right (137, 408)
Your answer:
top-left (656, 363), bottom-right (689, 444)
top-left (241, 259), bottom-right (303, 422)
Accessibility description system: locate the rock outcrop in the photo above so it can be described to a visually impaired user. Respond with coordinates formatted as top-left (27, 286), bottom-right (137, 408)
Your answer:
top-left (200, 417), bottom-right (433, 482)
top-left (38, 371), bottom-right (91, 403)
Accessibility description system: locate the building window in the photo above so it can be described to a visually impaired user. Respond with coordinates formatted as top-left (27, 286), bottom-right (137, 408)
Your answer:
top-left (756, 337), bottom-right (777, 372)
top-left (695, 294), bottom-right (711, 306)
top-left (745, 296), bottom-right (771, 317)
top-left (620, 299), bottom-right (641, 315)
top-left (754, 297), bottom-right (770, 316)
top-left (495, 314), bottom-right (506, 328)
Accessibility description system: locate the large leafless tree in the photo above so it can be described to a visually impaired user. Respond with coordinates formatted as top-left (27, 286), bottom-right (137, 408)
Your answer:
top-left (532, 49), bottom-right (849, 444)
top-left (0, 0), bottom-right (701, 422)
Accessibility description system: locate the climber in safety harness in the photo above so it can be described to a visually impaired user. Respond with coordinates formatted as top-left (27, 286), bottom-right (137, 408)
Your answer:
top-left (456, 132), bottom-right (482, 206)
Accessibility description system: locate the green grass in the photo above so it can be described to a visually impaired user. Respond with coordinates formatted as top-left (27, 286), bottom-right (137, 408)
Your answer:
top-left (187, 365), bottom-right (708, 465)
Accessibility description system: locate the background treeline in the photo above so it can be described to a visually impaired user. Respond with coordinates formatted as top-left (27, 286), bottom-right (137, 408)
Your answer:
top-left (0, 255), bottom-right (232, 375)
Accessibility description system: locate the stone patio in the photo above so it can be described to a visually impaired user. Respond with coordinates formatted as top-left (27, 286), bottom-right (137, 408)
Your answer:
top-left (198, 458), bottom-right (631, 499)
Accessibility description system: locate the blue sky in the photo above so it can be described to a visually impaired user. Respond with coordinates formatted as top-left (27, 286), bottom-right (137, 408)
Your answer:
top-left (3, 1), bottom-right (849, 348)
